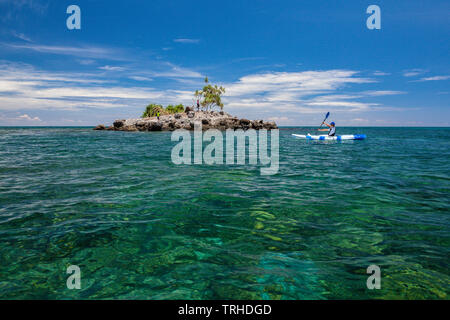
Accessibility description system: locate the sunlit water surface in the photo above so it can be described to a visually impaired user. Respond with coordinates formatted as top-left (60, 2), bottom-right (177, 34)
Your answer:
top-left (0, 127), bottom-right (448, 299)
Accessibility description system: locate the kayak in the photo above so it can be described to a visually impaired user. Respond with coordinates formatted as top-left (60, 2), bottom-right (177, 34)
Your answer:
top-left (292, 134), bottom-right (366, 141)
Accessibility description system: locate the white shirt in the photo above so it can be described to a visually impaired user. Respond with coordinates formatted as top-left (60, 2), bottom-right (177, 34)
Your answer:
top-left (329, 126), bottom-right (336, 136)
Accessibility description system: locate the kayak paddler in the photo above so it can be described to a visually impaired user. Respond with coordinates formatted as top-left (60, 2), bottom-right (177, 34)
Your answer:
top-left (318, 121), bottom-right (336, 136)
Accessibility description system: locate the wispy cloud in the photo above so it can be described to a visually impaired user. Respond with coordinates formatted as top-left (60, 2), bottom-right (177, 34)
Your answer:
top-left (0, 61), bottom-right (410, 125)
top-left (268, 116), bottom-right (289, 121)
top-left (3, 43), bottom-right (129, 60)
top-left (350, 118), bottom-right (369, 122)
top-left (0, 61), bottom-right (111, 84)
top-left (0, 62), bottom-right (197, 114)
top-left (128, 76), bottom-right (153, 81)
top-left (221, 70), bottom-right (383, 114)
top-left (415, 75), bottom-right (450, 82)
top-left (99, 65), bottom-right (126, 72)
top-left (231, 57), bottom-right (266, 63)
top-left (304, 94), bottom-right (378, 112)
top-left (173, 38), bottom-right (200, 44)
top-left (362, 90), bottom-right (406, 96)
top-left (373, 71), bottom-right (390, 76)
top-left (17, 113), bottom-right (41, 121)
top-left (149, 62), bottom-right (203, 78)
top-left (11, 31), bottom-right (32, 42)
top-left (403, 68), bottom-right (427, 77)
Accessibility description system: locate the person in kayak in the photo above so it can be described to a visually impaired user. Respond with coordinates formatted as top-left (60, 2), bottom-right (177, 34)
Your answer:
top-left (318, 121), bottom-right (336, 136)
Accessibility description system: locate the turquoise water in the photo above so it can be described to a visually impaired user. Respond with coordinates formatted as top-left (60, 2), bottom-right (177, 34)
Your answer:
top-left (0, 127), bottom-right (449, 299)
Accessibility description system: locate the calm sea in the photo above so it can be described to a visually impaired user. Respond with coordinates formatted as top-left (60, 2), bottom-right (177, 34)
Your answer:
top-left (0, 127), bottom-right (448, 299)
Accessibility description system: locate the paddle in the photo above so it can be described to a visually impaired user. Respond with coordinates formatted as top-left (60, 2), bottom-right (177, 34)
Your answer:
top-left (319, 112), bottom-right (330, 129)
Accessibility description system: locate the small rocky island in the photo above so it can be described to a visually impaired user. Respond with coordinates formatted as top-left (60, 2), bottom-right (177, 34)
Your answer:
top-left (94, 109), bottom-right (277, 132)
top-left (93, 77), bottom-right (277, 131)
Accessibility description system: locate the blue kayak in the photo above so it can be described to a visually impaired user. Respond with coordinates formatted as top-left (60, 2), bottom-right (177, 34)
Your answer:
top-left (292, 134), bottom-right (366, 141)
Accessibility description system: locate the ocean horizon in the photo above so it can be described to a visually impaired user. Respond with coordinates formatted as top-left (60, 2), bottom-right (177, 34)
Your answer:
top-left (1, 126), bottom-right (450, 128)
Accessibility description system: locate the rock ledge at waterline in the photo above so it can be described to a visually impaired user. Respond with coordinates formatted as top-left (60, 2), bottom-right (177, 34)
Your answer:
top-left (93, 110), bottom-right (277, 131)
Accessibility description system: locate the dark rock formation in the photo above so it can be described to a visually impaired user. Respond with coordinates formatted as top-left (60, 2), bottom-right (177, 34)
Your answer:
top-left (113, 120), bottom-right (125, 129)
top-left (94, 111), bottom-right (277, 132)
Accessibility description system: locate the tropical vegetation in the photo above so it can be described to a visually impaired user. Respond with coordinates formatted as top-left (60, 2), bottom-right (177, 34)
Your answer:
top-left (142, 77), bottom-right (225, 118)
top-left (195, 77), bottom-right (226, 111)
top-left (142, 104), bottom-right (185, 118)
top-left (166, 104), bottom-right (185, 114)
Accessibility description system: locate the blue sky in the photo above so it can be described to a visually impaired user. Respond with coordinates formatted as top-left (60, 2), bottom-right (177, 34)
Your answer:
top-left (0, 0), bottom-right (449, 126)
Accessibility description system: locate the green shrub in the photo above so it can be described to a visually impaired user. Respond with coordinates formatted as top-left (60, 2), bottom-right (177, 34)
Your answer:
top-left (142, 103), bottom-right (185, 118)
top-left (166, 104), bottom-right (175, 113)
top-left (142, 104), bottom-right (165, 118)
top-left (166, 104), bottom-right (184, 114)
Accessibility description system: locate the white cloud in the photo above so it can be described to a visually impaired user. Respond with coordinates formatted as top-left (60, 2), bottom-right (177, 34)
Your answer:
top-left (0, 62), bottom-right (403, 125)
top-left (173, 38), bottom-right (200, 44)
top-left (222, 70), bottom-right (378, 114)
top-left (128, 76), bottom-right (153, 81)
top-left (350, 118), bottom-right (369, 122)
top-left (268, 116), bottom-right (289, 121)
top-left (11, 31), bottom-right (32, 42)
top-left (373, 71), bottom-right (390, 76)
top-left (0, 62), bottom-right (197, 112)
top-left (363, 90), bottom-right (406, 96)
top-left (0, 61), bottom-right (112, 85)
top-left (305, 100), bottom-right (377, 110)
top-left (1, 41), bottom-right (205, 80)
top-left (224, 70), bottom-right (372, 96)
top-left (99, 65), bottom-right (126, 71)
top-left (17, 114), bottom-right (41, 121)
top-left (3, 43), bottom-right (128, 61)
top-left (403, 69), bottom-right (427, 77)
top-left (150, 62), bottom-right (203, 78)
top-left (415, 75), bottom-right (450, 82)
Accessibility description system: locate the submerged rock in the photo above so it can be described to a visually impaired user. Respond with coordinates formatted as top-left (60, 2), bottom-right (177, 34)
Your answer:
top-left (94, 111), bottom-right (277, 132)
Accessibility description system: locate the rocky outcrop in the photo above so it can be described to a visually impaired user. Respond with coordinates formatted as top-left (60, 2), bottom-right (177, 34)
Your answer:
top-left (94, 111), bottom-right (277, 132)
top-left (93, 124), bottom-right (105, 130)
